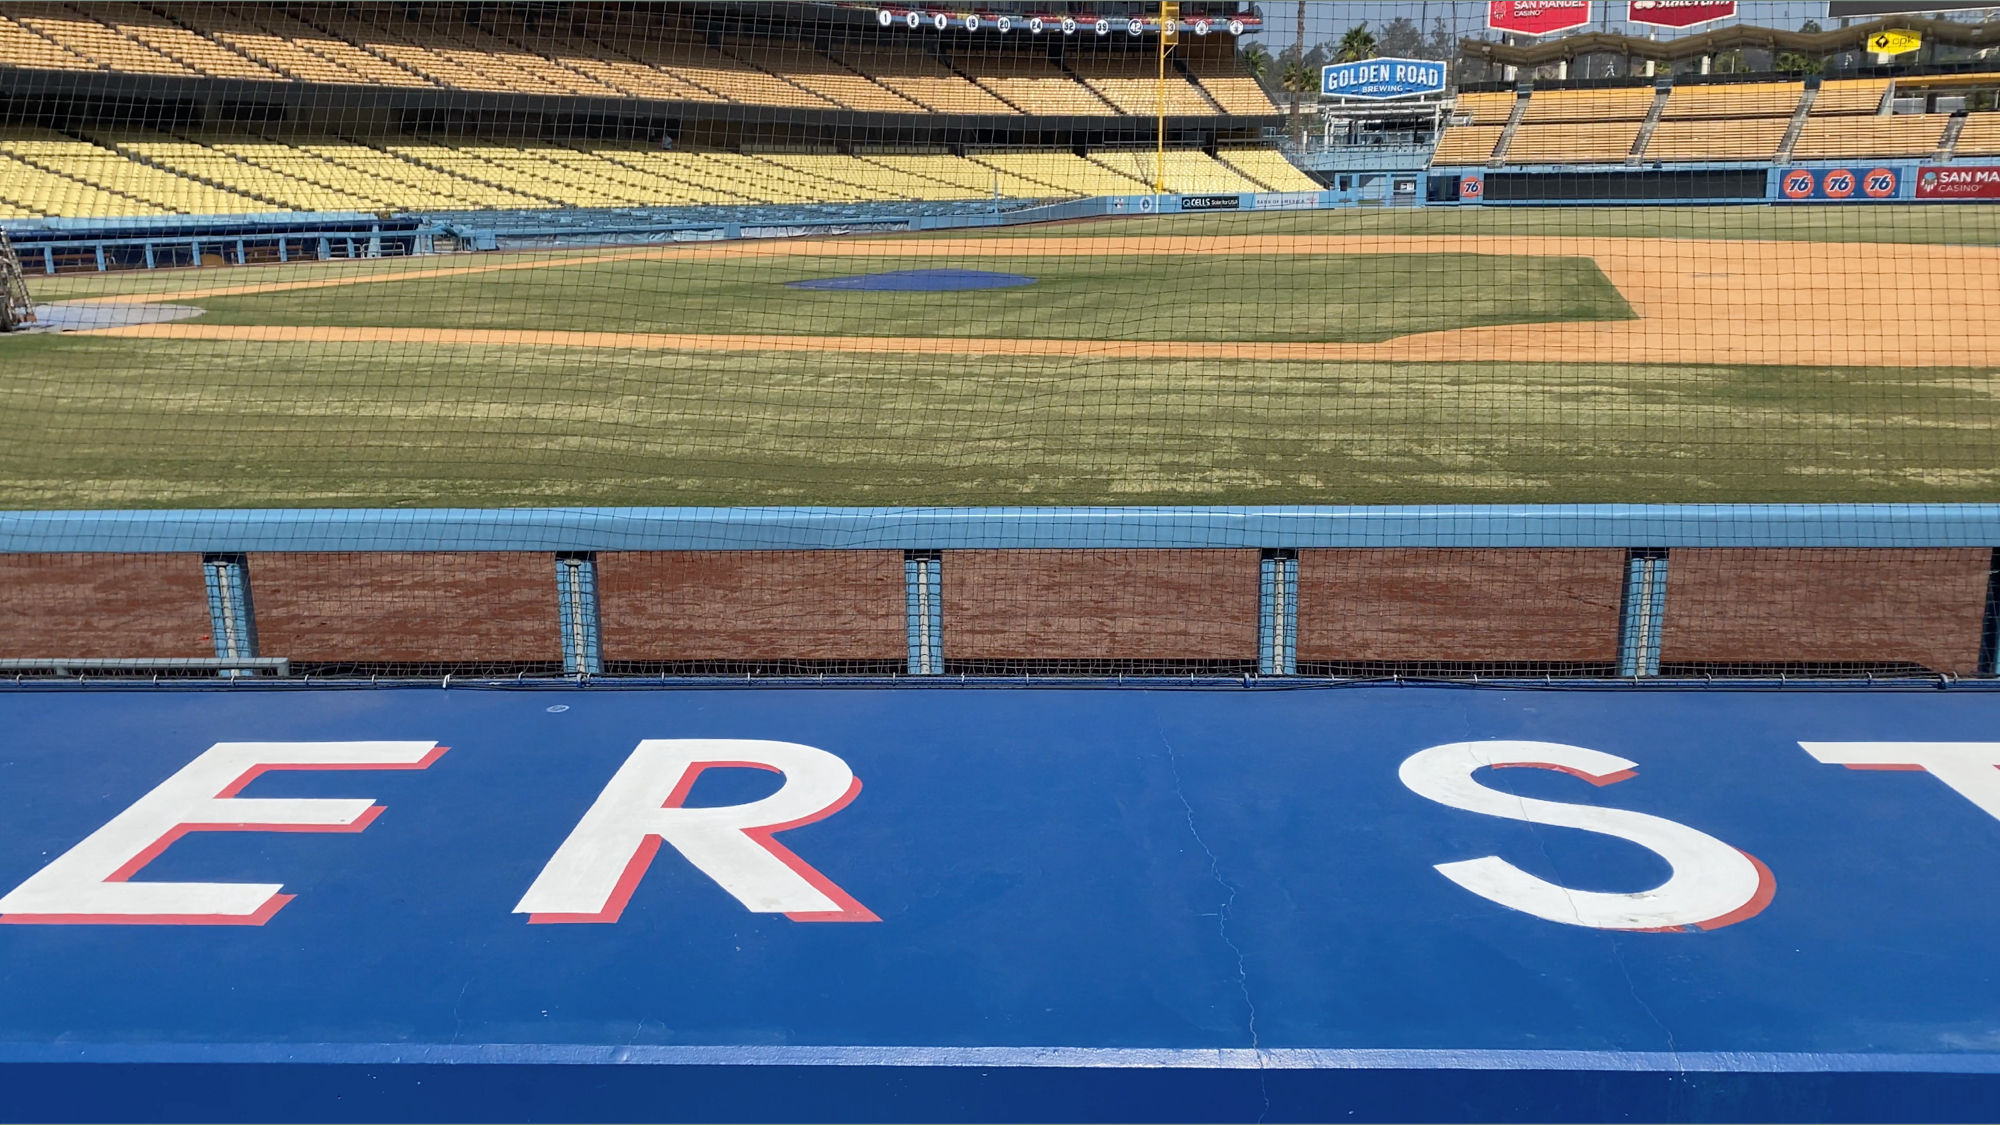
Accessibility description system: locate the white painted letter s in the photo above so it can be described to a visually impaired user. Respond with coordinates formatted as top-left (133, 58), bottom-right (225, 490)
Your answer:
top-left (1399, 740), bottom-right (1773, 932)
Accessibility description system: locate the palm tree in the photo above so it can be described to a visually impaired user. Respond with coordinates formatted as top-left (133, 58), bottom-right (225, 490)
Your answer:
top-left (1335, 24), bottom-right (1378, 63)
top-left (1240, 42), bottom-right (1273, 94)
top-left (1290, 1), bottom-right (1305, 133)
top-left (1281, 55), bottom-right (1316, 105)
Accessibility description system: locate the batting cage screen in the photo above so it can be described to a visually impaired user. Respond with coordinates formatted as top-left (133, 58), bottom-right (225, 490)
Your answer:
top-left (2, 0), bottom-right (1999, 680)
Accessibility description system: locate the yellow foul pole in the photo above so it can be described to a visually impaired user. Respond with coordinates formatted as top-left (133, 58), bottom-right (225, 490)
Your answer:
top-left (1156, 2), bottom-right (1178, 195)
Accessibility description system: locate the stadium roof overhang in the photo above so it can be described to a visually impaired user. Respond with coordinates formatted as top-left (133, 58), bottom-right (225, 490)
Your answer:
top-left (1458, 14), bottom-right (2000, 67)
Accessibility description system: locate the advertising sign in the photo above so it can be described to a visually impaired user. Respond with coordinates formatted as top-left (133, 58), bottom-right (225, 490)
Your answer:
top-left (1487, 0), bottom-right (1592, 36)
top-left (1247, 190), bottom-right (1326, 210)
top-left (1917, 165), bottom-right (2000, 200)
top-left (1320, 57), bottom-right (1448, 99)
top-left (1778, 166), bottom-right (1899, 202)
top-left (1628, 0), bottom-right (1736, 28)
top-left (1178, 194), bottom-right (1242, 211)
top-left (1460, 173), bottom-right (1486, 201)
top-left (1867, 28), bottom-right (1923, 55)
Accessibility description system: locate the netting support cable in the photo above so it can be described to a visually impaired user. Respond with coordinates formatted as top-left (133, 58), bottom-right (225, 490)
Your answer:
top-left (1259, 549), bottom-right (1298, 676)
top-left (905, 550), bottom-right (944, 676)
top-left (201, 554), bottom-right (258, 679)
top-left (1618, 549), bottom-right (1669, 678)
top-left (556, 553), bottom-right (603, 677)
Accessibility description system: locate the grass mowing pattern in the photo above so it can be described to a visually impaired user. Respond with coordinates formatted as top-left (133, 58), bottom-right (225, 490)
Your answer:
top-left (177, 252), bottom-right (1630, 344)
top-left (3, 204), bottom-right (1996, 509)
top-left (2, 336), bottom-right (1996, 508)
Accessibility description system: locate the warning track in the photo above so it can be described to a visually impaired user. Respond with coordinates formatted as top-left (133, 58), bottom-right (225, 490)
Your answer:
top-left (73, 234), bottom-right (2000, 368)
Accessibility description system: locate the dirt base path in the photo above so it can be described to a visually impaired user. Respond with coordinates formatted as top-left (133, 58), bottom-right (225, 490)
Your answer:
top-left (74, 234), bottom-right (2000, 369)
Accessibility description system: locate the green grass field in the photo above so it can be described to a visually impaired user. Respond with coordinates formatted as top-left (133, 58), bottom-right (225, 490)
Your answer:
top-left (4, 205), bottom-right (1997, 509)
top-left (171, 252), bottom-right (1628, 343)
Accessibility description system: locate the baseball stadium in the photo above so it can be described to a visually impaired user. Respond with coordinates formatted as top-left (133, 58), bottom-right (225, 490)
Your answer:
top-left (2, 1), bottom-right (2000, 1120)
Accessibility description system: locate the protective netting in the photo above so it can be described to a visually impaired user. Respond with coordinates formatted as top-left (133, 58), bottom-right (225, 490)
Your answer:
top-left (1, 1), bottom-right (1998, 680)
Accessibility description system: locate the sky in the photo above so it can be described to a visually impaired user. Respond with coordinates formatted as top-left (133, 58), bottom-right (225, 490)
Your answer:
top-left (1244, 1), bottom-right (1996, 54)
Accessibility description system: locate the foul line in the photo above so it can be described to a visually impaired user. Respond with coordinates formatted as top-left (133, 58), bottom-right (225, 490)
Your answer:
top-left (79, 321), bottom-right (1638, 362)
top-left (81, 322), bottom-right (1353, 357)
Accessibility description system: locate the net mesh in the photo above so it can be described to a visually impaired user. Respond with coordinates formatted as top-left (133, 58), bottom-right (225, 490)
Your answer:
top-left (1, 1), bottom-right (1998, 681)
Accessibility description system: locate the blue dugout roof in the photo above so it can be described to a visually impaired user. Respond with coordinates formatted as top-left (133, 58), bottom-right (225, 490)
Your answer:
top-left (2, 683), bottom-right (1999, 1120)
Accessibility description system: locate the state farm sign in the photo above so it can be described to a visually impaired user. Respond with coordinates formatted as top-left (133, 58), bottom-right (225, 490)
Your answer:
top-left (1488, 0), bottom-right (1591, 36)
top-left (1628, 1), bottom-right (1736, 29)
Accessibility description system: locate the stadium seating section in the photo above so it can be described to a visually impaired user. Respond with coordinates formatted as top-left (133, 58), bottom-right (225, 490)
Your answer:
top-left (1959, 113), bottom-right (2000, 157)
top-left (1517, 87), bottom-right (1654, 123)
top-left (0, 3), bottom-right (1273, 117)
top-left (1647, 117), bottom-right (1790, 162)
top-left (1437, 74), bottom-right (1994, 166)
top-left (1791, 113), bottom-right (1951, 160)
top-left (1643, 81), bottom-right (1803, 162)
top-left (0, 124), bottom-right (1316, 219)
top-left (0, 2), bottom-right (1309, 219)
top-left (1659, 81), bottom-right (1804, 119)
top-left (1812, 78), bottom-right (1892, 115)
top-left (1504, 122), bottom-right (1639, 164)
top-left (1453, 91), bottom-right (1517, 125)
top-left (1432, 124), bottom-right (1504, 165)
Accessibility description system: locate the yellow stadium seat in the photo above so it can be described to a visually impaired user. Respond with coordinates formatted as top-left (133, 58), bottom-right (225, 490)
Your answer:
top-left (1957, 113), bottom-right (2000, 157)
top-left (1217, 148), bottom-right (1319, 191)
top-left (2, 131), bottom-right (265, 215)
top-left (1646, 118), bottom-right (1787, 161)
top-left (1432, 125), bottom-right (1503, 165)
top-left (1191, 72), bottom-right (1276, 116)
top-left (1813, 78), bottom-right (1892, 115)
top-left (0, 10), bottom-right (99, 71)
top-left (1453, 91), bottom-right (1518, 125)
top-left (1662, 82), bottom-right (1804, 119)
top-left (5, 4), bottom-right (196, 74)
top-left (1504, 122), bottom-right (1641, 164)
top-left (1791, 114), bottom-right (1951, 159)
top-left (832, 47), bottom-right (1014, 114)
top-left (1518, 87), bottom-right (1655, 123)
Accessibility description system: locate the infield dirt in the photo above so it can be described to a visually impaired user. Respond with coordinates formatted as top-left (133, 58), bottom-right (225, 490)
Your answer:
top-left (68, 232), bottom-right (2000, 368)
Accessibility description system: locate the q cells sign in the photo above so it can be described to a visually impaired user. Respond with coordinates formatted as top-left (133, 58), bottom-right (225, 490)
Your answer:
top-left (1487, 0), bottom-right (1591, 36)
top-left (1321, 58), bottom-right (1447, 100)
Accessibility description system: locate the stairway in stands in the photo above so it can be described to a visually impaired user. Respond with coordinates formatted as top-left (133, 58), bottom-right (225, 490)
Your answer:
top-left (1489, 87), bottom-right (1529, 168)
top-left (1774, 83), bottom-right (1820, 164)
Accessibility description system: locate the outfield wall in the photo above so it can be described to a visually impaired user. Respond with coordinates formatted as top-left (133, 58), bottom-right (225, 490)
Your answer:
top-left (1, 506), bottom-right (1994, 681)
top-left (13, 167), bottom-right (1993, 275)
top-left (1437, 161), bottom-right (2000, 206)
top-left (3, 192), bottom-right (1362, 275)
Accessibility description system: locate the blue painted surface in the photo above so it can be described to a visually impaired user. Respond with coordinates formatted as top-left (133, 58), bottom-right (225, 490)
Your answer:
top-left (788, 269), bottom-right (1036, 292)
top-left (5, 503), bottom-right (2000, 553)
top-left (1, 684), bottom-right (1998, 1120)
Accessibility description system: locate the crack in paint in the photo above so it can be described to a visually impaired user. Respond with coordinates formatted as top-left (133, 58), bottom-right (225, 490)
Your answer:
top-left (1158, 728), bottom-right (1268, 1122)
